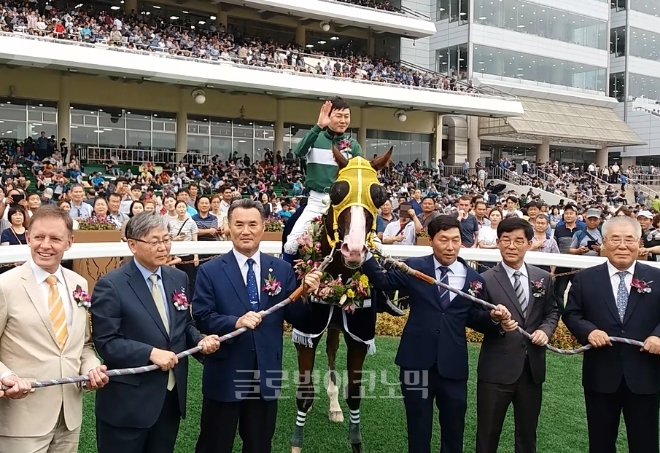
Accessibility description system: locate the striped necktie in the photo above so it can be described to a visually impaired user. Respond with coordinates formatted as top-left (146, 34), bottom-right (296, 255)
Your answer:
top-left (438, 266), bottom-right (450, 309)
top-left (513, 271), bottom-right (528, 318)
top-left (46, 275), bottom-right (68, 350)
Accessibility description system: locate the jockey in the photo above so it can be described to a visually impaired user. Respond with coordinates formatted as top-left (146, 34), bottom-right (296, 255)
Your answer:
top-left (283, 97), bottom-right (362, 260)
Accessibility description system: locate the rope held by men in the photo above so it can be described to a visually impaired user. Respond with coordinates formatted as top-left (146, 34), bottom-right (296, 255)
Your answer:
top-left (1, 249), bottom-right (336, 391)
top-left (370, 250), bottom-right (645, 355)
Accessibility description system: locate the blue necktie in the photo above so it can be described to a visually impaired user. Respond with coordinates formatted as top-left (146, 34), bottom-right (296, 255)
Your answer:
top-left (438, 266), bottom-right (450, 309)
top-left (616, 271), bottom-right (628, 322)
top-left (247, 258), bottom-right (259, 312)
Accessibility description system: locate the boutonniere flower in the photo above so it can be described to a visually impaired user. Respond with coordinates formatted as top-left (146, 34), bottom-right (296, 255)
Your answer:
top-left (72, 285), bottom-right (91, 309)
top-left (338, 139), bottom-right (351, 152)
top-left (632, 276), bottom-right (653, 294)
top-left (468, 280), bottom-right (483, 297)
top-left (172, 289), bottom-right (190, 311)
top-left (263, 271), bottom-right (282, 297)
top-left (532, 279), bottom-right (546, 297)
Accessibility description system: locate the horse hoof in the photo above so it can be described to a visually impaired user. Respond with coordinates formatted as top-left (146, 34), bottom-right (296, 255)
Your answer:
top-left (329, 410), bottom-right (344, 423)
top-left (291, 447), bottom-right (302, 453)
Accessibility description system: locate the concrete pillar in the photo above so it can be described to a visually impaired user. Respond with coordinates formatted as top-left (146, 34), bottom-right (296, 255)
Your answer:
top-left (431, 113), bottom-right (442, 163)
top-left (57, 75), bottom-right (70, 152)
top-left (467, 116), bottom-right (480, 168)
top-left (176, 88), bottom-right (188, 159)
top-left (446, 116), bottom-right (468, 166)
top-left (295, 26), bottom-right (306, 47)
top-left (217, 11), bottom-right (228, 28)
top-left (124, 0), bottom-right (137, 14)
top-left (596, 147), bottom-right (608, 169)
top-left (367, 33), bottom-right (375, 56)
top-left (536, 139), bottom-right (550, 164)
top-left (358, 107), bottom-right (368, 152)
top-left (274, 99), bottom-right (284, 153)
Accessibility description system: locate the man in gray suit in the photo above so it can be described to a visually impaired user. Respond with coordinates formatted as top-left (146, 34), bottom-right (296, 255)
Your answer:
top-left (475, 217), bottom-right (559, 453)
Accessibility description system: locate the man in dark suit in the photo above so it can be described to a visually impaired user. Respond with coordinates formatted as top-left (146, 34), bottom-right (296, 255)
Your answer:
top-left (362, 215), bottom-right (511, 453)
top-left (192, 198), bottom-right (321, 453)
top-left (476, 217), bottom-right (559, 453)
top-left (90, 212), bottom-right (221, 453)
top-left (563, 215), bottom-right (660, 453)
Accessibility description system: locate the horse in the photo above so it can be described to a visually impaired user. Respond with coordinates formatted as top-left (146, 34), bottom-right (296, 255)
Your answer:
top-left (283, 146), bottom-right (396, 453)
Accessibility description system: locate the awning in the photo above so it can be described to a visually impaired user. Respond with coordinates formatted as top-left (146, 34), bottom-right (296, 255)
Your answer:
top-left (478, 97), bottom-right (646, 148)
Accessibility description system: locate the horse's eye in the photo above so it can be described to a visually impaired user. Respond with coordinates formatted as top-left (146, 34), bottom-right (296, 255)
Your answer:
top-left (330, 181), bottom-right (349, 206)
top-left (370, 185), bottom-right (388, 208)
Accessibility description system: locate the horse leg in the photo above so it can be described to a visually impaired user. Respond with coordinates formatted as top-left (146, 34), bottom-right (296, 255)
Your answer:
top-left (291, 338), bottom-right (321, 453)
top-left (343, 333), bottom-right (369, 453)
top-left (326, 327), bottom-right (344, 423)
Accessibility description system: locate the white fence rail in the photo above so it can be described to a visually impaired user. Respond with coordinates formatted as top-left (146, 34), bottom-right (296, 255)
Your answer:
top-left (1, 242), bottom-right (655, 270)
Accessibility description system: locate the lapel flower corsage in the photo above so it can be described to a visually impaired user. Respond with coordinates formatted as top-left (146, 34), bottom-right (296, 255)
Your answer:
top-left (632, 276), bottom-right (653, 294)
top-left (531, 279), bottom-right (546, 298)
top-left (263, 270), bottom-right (282, 297)
top-left (468, 280), bottom-right (483, 297)
top-left (172, 289), bottom-right (190, 311)
top-left (338, 139), bottom-right (351, 152)
top-left (72, 285), bottom-right (91, 309)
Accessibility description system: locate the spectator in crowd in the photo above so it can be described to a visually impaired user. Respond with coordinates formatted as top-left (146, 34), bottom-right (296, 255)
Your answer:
top-left (169, 200), bottom-right (199, 296)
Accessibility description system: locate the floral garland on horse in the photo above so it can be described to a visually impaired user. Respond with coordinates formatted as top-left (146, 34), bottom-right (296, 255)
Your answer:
top-left (293, 217), bottom-right (372, 311)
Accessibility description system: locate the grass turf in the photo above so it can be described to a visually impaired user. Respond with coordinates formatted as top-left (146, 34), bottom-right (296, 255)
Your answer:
top-left (78, 337), bottom-right (630, 453)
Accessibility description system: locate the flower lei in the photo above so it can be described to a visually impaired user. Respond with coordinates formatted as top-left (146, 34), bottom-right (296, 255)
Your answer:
top-left (294, 218), bottom-right (372, 309)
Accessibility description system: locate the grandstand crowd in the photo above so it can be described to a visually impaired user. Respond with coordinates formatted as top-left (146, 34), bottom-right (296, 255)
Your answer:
top-left (0, 0), bottom-right (472, 92)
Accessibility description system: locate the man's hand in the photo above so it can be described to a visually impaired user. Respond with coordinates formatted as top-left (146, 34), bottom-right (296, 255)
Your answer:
top-left (642, 335), bottom-right (660, 354)
top-left (2, 375), bottom-right (33, 399)
top-left (530, 330), bottom-right (549, 346)
top-left (198, 335), bottom-right (221, 354)
top-left (85, 365), bottom-right (109, 391)
top-left (317, 101), bottom-right (332, 128)
top-left (501, 318), bottom-right (518, 332)
top-left (303, 270), bottom-right (323, 293)
top-left (150, 348), bottom-right (179, 371)
top-left (587, 329), bottom-right (612, 348)
top-left (236, 312), bottom-right (262, 330)
top-left (490, 304), bottom-right (511, 321)
top-left (578, 246), bottom-right (589, 254)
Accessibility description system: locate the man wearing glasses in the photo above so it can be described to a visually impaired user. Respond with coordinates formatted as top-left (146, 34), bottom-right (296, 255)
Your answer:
top-left (90, 212), bottom-right (221, 453)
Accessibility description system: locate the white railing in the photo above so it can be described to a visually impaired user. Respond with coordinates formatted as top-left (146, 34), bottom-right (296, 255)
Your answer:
top-left (0, 31), bottom-right (517, 102)
top-left (80, 147), bottom-right (214, 167)
top-left (0, 242), bottom-right (652, 270)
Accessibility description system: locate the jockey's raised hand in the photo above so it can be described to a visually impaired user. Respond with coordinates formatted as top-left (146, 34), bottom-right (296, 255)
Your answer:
top-left (317, 101), bottom-right (332, 128)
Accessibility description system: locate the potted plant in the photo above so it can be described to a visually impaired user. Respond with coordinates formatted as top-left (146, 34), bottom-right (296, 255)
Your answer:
top-left (72, 217), bottom-right (123, 294)
top-left (263, 217), bottom-right (284, 242)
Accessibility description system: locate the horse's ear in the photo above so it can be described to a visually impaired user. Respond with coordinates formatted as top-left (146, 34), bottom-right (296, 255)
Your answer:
top-left (332, 145), bottom-right (349, 169)
top-left (371, 146), bottom-right (393, 171)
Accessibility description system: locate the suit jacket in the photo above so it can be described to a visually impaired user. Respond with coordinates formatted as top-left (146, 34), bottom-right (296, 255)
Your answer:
top-left (0, 262), bottom-right (101, 437)
top-left (362, 255), bottom-right (494, 380)
top-left (477, 263), bottom-right (559, 385)
top-left (193, 251), bottom-right (301, 402)
top-left (563, 262), bottom-right (660, 395)
top-left (91, 259), bottom-right (204, 429)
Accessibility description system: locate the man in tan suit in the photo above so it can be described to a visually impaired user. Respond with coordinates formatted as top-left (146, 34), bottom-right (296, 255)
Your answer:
top-left (0, 205), bottom-right (109, 453)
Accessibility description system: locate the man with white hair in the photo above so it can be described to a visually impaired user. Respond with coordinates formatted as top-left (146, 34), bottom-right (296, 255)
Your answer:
top-left (563, 216), bottom-right (660, 453)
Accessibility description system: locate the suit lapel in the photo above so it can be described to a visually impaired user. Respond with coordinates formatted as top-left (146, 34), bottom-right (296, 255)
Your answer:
top-left (21, 264), bottom-right (58, 345)
top-left (596, 263), bottom-right (621, 322)
top-left (493, 263), bottom-right (524, 318)
top-left (260, 253), bottom-right (273, 309)
top-left (222, 253), bottom-right (253, 312)
top-left (623, 264), bottom-right (644, 324)
top-left (424, 255), bottom-right (443, 309)
top-left (61, 270), bottom-right (82, 350)
top-left (161, 266), bottom-right (177, 334)
top-left (126, 261), bottom-right (169, 339)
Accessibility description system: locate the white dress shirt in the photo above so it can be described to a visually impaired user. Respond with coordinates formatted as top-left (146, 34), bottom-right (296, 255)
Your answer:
top-left (607, 261), bottom-right (634, 300)
top-left (30, 260), bottom-right (73, 327)
top-left (501, 262), bottom-right (529, 304)
top-left (383, 220), bottom-right (416, 245)
top-left (433, 256), bottom-right (467, 301)
top-left (232, 248), bottom-right (261, 300)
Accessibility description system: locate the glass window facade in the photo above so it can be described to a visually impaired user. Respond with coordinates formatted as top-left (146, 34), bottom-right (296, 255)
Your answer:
top-left (627, 73), bottom-right (660, 99)
top-left (474, 0), bottom-right (607, 50)
top-left (610, 26), bottom-right (626, 57)
top-left (630, 0), bottom-right (660, 17)
top-left (0, 98), bottom-right (57, 142)
top-left (70, 106), bottom-right (176, 150)
top-left (629, 27), bottom-right (660, 61)
top-left (436, 0), bottom-right (469, 24)
top-left (473, 45), bottom-right (607, 92)
top-left (611, 0), bottom-right (626, 11)
top-left (435, 44), bottom-right (469, 78)
top-left (366, 130), bottom-right (432, 165)
top-left (610, 72), bottom-right (626, 101)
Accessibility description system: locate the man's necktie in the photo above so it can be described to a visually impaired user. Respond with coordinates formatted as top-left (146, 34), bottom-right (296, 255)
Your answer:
top-left (438, 266), bottom-right (450, 309)
top-left (513, 271), bottom-right (527, 318)
top-left (616, 271), bottom-right (629, 322)
top-left (247, 258), bottom-right (260, 312)
top-left (149, 274), bottom-right (175, 391)
top-left (46, 275), bottom-right (68, 350)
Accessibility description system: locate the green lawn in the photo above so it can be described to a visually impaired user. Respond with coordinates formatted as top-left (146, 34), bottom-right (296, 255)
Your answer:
top-left (78, 337), bottom-right (629, 453)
